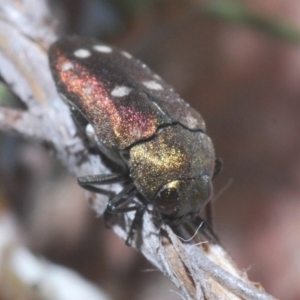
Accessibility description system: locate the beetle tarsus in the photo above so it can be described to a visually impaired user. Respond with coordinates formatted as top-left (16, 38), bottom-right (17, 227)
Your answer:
top-left (125, 206), bottom-right (145, 246)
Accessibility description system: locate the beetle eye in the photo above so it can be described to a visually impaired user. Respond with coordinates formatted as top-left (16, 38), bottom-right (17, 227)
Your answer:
top-left (155, 183), bottom-right (180, 215)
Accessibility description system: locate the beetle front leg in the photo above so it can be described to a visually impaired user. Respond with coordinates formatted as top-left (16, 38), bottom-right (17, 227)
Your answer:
top-left (78, 173), bottom-right (127, 186)
top-left (105, 183), bottom-right (137, 213)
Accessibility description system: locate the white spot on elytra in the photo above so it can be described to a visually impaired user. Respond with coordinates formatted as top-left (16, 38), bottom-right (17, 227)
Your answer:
top-left (61, 62), bottom-right (74, 72)
top-left (111, 86), bottom-right (131, 97)
top-left (86, 124), bottom-right (95, 138)
top-left (93, 45), bottom-right (112, 53)
top-left (143, 80), bottom-right (163, 90)
top-left (186, 115), bottom-right (198, 128)
top-left (74, 49), bottom-right (91, 58)
top-left (121, 51), bottom-right (132, 59)
top-left (153, 74), bottom-right (161, 80)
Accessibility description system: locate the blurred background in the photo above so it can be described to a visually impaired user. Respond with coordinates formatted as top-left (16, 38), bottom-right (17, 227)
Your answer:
top-left (1, 0), bottom-right (300, 299)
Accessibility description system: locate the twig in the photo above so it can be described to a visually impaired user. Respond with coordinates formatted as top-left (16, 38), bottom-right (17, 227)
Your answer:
top-left (0, 209), bottom-right (110, 300)
top-left (0, 1), bottom-right (277, 299)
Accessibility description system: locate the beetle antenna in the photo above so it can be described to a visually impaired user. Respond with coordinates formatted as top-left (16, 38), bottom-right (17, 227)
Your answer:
top-left (176, 221), bottom-right (204, 242)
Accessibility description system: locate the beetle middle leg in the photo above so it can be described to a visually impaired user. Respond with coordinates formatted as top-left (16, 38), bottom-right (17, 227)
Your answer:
top-left (104, 183), bottom-right (145, 245)
top-left (78, 174), bottom-right (144, 245)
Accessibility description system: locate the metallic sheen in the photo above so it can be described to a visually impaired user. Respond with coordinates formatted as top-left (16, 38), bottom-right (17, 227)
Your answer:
top-left (49, 37), bottom-right (206, 150)
top-left (129, 125), bottom-right (215, 201)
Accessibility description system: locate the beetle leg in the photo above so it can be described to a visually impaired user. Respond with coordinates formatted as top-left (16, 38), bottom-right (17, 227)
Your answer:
top-left (106, 183), bottom-right (137, 213)
top-left (77, 173), bottom-right (127, 197)
top-left (78, 173), bottom-right (127, 192)
top-left (78, 173), bottom-right (126, 186)
top-left (103, 183), bottom-right (145, 245)
top-left (79, 175), bottom-right (143, 244)
top-left (104, 204), bottom-right (139, 229)
top-left (126, 206), bottom-right (145, 246)
top-left (104, 204), bottom-right (144, 246)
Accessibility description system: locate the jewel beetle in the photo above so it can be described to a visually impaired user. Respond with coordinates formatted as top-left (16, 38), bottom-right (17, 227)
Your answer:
top-left (49, 36), bottom-right (218, 243)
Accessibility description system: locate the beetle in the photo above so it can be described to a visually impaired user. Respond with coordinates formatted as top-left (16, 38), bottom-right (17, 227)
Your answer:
top-left (49, 36), bottom-right (219, 244)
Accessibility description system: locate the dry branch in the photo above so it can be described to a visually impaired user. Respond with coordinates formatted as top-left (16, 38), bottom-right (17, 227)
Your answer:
top-left (0, 209), bottom-right (110, 300)
top-left (0, 0), bottom-right (276, 299)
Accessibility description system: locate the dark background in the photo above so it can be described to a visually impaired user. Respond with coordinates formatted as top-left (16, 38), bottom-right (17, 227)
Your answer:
top-left (1, 0), bottom-right (300, 299)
